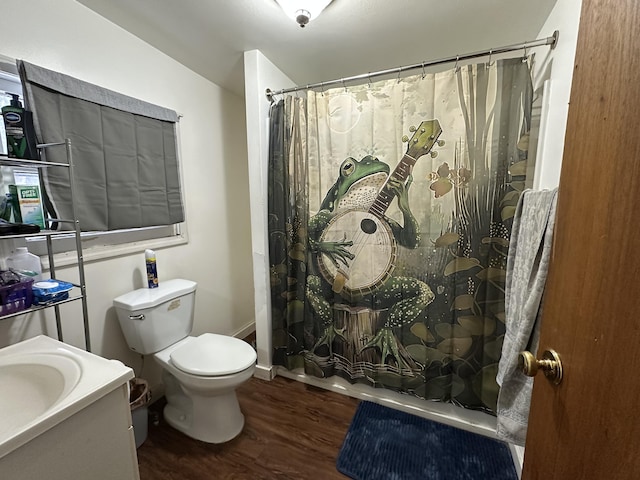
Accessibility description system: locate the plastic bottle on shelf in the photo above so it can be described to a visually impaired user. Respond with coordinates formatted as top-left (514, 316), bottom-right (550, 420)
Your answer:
top-left (2, 94), bottom-right (39, 160)
top-left (145, 249), bottom-right (158, 289)
top-left (6, 246), bottom-right (43, 282)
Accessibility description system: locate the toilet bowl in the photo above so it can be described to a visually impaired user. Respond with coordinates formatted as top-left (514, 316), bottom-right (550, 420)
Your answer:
top-left (113, 279), bottom-right (256, 443)
top-left (155, 334), bottom-right (256, 443)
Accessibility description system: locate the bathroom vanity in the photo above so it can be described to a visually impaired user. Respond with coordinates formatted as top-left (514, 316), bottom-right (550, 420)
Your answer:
top-left (0, 336), bottom-right (139, 480)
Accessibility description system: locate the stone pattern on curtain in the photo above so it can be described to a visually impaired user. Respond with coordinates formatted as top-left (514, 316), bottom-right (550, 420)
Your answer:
top-left (268, 58), bottom-right (533, 414)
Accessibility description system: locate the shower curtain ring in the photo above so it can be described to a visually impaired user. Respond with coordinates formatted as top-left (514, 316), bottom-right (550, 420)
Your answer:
top-left (421, 62), bottom-right (426, 79)
top-left (397, 67), bottom-right (402, 84)
top-left (342, 78), bottom-right (347, 92)
top-left (454, 55), bottom-right (460, 73)
top-left (320, 82), bottom-right (325, 96)
top-left (522, 44), bottom-right (529, 63)
top-left (368, 72), bottom-right (372, 87)
top-left (487, 49), bottom-right (494, 68)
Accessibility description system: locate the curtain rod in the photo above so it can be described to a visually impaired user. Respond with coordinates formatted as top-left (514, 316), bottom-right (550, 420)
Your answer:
top-left (266, 30), bottom-right (558, 102)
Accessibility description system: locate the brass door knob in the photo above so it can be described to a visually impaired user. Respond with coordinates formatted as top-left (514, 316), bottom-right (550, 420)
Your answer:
top-left (518, 349), bottom-right (563, 385)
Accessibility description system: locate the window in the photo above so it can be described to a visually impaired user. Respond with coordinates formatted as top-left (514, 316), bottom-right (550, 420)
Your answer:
top-left (0, 57), bottom-right (187, 264)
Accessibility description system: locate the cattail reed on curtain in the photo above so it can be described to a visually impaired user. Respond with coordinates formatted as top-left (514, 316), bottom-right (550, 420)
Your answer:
top-left (268, 58), bottom-right (534, 413)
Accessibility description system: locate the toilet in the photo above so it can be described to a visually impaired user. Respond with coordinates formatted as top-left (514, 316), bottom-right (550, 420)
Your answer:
top-left (113, 279), bottom-right (256, 444)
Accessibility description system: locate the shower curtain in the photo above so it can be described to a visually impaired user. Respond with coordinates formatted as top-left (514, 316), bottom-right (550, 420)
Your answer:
top-left (268, 57), bottom-right (533, 414)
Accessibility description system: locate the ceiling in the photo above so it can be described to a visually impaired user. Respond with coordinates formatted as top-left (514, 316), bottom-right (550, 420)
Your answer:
top-left (76, 0), bottom-right (558, 97)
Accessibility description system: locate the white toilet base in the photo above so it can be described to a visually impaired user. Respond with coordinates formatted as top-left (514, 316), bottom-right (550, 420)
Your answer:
top-left (161, 368), bottom-right (249, 443)
top-left (163, 392), bottom-right (245, 444)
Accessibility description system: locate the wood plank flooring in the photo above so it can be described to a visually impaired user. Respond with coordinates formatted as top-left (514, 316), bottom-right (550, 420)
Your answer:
top-left (136, 375), bottom-right (359, 479)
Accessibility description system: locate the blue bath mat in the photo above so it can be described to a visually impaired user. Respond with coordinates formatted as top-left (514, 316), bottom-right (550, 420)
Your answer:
top-left (336, 401), bottom-right (517, 480)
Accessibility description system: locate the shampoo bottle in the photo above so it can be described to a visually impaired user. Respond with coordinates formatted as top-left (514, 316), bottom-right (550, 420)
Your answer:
top-left (2, 94), bottom-right (38, 160)
top-left (145, 249), bottom-right (158, 288)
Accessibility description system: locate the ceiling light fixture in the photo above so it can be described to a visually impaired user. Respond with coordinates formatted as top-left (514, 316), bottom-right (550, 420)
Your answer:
top-left (274, 0), bottom-right (333, 28)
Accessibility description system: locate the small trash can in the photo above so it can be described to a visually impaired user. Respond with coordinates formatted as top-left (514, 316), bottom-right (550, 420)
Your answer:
top-left (129, 378), bottom-right (151, 448)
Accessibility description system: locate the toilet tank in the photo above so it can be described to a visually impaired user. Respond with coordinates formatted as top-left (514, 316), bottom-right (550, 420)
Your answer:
top-left (113, 279), bottom-right (197, 354)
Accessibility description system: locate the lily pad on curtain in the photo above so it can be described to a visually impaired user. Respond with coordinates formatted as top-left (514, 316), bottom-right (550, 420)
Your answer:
top-left (268, 58), bottom-right (534, 414)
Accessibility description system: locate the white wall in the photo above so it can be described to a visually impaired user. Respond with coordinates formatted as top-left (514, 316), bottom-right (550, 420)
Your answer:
top-left (531, 0), bottom-right (584, 190)
top-left (0, 0), bottom-right (255, 394)
top-left (243, 50), bottom-right (295, 379)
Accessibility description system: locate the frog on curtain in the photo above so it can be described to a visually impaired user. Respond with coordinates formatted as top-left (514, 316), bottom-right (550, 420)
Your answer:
top-left (306, 120), bottom-right (442, 371)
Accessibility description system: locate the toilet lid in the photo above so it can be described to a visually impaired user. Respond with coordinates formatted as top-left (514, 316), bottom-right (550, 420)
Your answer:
top-left (170, 333), bottom-right (257, 376)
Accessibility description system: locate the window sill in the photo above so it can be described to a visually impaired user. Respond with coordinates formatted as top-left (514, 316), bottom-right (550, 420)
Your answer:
top-left (40, 231), bottom-right (189, 269)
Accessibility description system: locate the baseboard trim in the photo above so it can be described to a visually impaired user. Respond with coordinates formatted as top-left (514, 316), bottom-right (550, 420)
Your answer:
top-left (232, 321), bottom-right (256, 340)
top-left (254, 364), bottom-right (274, 380)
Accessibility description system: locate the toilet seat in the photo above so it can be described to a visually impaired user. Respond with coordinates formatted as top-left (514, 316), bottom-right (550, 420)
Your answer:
top-left (170, 333), bottom-right (256, 376)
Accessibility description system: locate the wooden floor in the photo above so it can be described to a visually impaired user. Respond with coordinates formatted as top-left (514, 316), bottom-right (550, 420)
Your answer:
top-left (136, 375), bottom-right (359, 479)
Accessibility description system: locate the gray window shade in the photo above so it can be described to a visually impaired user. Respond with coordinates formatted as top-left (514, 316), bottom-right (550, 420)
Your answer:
top-left (17, 60), bottom-right (184, 231)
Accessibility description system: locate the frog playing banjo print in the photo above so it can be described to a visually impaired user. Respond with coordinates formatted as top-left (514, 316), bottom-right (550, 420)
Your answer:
top-left (268, 58), bottom-right (534, 414)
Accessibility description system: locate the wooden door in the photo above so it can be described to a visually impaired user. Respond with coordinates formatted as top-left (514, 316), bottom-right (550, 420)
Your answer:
top-left (522, 0), bottom-right (640, 478)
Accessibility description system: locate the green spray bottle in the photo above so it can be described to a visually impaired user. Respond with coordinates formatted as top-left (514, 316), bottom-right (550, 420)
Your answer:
top-left (2, 94), bottom-right (38, 159)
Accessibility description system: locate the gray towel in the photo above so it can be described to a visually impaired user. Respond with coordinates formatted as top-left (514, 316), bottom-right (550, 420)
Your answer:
top-left (495, 188), bottom-right (558, 446)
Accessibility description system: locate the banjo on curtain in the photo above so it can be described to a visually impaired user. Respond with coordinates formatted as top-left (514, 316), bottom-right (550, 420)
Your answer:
top-left (268, 57), bottom-right (534, 414)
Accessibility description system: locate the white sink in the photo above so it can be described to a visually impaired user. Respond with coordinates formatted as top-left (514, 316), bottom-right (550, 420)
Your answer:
top-left (0, 353), bottom-right (81, 433)
top-left (0, 336), bottom-right (133, 459)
